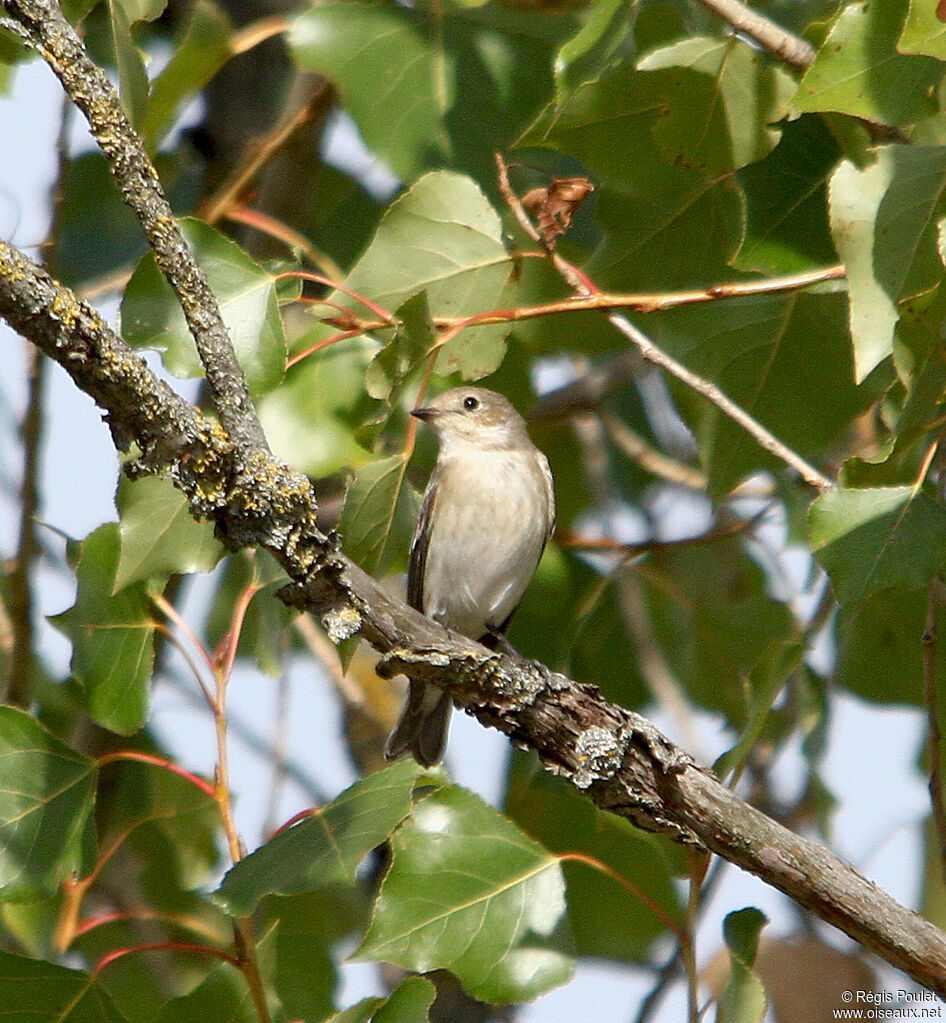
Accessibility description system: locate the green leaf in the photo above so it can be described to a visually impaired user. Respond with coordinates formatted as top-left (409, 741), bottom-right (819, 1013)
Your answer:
top-left (554, 0), bottom-right (633, 100)
top-left (108, 0), bottom-right (149, 128)
top-left (121, 218), bottom-right (287, 395)
top-left (504, 754), bottom-right (684, 963)
top-left (339, 454), bottom-right (419, 578)
top-left (269, 889), bottom-right (366, 1022)
top-left (53, 154), bottom-right (147, 285)
top-left (374, 976), bottom-right (436, 1023)
top-left (714, 640), bottom-right (806, 780)
top-left (810, 486), bottom-right (946, 606)
top-left (214, 759), bottom-right (426, 916)
top-left (523, 62), bottom-right (671, 192)
top-left (589, 176), bottom-right (745, 291)
top-left (716, 908), bottom-right (768, 1023)
top-left (356, 784), bottom-right (574, 1004)
top-left (97, 756), bottom-right (219, 893)
top-left (645, 291), bottom-right (863, 495)
top-left (900, 0), bottom-right (946, 58)
top-left (290, 1), bottom-right (566, 184)
top-left (0, 948), bottom-right (128, 1022)
top-left (828, 156), bottom-right (898, 382)
top-left (258, 335), bottom-right (375, 478)
top-left (793, 0), bottom-right (943, 125)
top-left (52, 523), bottom-right (157, 735)
top-left (829, 147), bottom-right (946, 382)
top-left (333, 171), bottom-right (513, 381)
top-left (0, 707), bottom-right (96, 901)
top-left (734, 114), bottom-right (840, 275)
top-left (328, 979), bottom-right (435, 1023)
top-left (637, 36), bottom-right (796, 177)
top-left (142, 0), bottom-right (232, 151)
top-left (638, 535), bottom-right (796, 724)
top-left (290, 2), bottom-right (449, 182)
top-left (115, 475), bottom-right (223, 591)
top-left (157, 964), bottom-right (253, 1023)
top-left (365, 292), bottom-right (436, 403)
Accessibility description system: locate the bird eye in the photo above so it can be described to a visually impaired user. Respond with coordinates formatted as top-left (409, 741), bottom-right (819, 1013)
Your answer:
top-left (463, 395), bottom-right (479, 411)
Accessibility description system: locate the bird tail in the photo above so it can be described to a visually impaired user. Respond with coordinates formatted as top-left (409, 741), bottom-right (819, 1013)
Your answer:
top-left (385, 680), bottom-right (452, 767)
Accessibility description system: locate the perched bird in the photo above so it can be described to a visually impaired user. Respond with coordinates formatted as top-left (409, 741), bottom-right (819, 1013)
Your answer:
top-left (385, 386), bottom-right (556, 766)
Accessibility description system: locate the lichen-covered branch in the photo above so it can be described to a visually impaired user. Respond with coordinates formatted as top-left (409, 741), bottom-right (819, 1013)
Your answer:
top-left (1, 238), bottom-right (945, 996)
top-left (1, 0), bottom-right (266, 453)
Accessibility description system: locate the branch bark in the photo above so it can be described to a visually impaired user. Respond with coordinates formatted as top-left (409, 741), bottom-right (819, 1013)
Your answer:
top-left (1, 238), bottom-right (945, 997)
top-left (2, 0), bottom-right (266, 453)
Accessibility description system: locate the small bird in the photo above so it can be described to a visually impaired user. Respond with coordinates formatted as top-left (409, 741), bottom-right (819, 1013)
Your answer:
top-left (385, 386), bottom-right (556, 767)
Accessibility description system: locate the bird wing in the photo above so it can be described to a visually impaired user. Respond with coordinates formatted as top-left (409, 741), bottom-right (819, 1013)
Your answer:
top-left (407, 464), bottom-right (441, 613)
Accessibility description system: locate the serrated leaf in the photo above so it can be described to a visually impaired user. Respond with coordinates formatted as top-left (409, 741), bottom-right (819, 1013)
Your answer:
top-left (142, 0), bottom-right (232, 151)
top-left (638, 36), bottom-right (795, 177)
top-left (0, 949), bottom-right (128, 1021)
top-left (0, 707), bottom-right (96, 901)
top-left (340, 454), bottom-right (419, 578)
top-left (115, 475), bottom-right (223, 591)
top-left (214, 760), bottom-right (425, 915)
top-left (356, 785), bottom-right (574, 1004)
top-left (716, 908), bottom-right (768, 1023)
top-left (793, 0), bottom-right (943, 124)
top-left (52, 523), bottom-right (157, 735)
top-left (121, 218), bottom-right (286, 395)
top-left (810, 486), bottom-right (946, 607)
top-left (332, 171), bottom-right (513, 381)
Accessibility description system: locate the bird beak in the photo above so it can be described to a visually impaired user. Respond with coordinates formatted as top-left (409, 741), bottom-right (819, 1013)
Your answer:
top-left (411, 407), bottom-right (441, 421)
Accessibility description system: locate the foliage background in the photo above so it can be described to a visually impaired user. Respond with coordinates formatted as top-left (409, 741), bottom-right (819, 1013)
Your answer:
top-left (2, 0), bottom-right (946, 1020)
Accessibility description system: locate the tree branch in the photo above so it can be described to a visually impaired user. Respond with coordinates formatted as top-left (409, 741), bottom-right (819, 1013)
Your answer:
top-left (2, 0), bottom-right (266, 453)
top-left (692, 0), bottom-right (815, 71)
top-left (1, 238), bottom-right (945, 996)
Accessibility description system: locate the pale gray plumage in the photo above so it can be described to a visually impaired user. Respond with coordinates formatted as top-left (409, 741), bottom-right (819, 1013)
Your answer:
top-left (385, 387), bottom-right (556, 767)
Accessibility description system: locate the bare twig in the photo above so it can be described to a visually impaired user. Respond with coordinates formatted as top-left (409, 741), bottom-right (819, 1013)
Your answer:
top-left (600, 410), bottom-right (707, 490)
top-left (495, 152), bottom-right (837, 493)
top-left (201, 74), bottom-right (333, 229)
top-left (4, 0), bottom-right (265, 452)
top-left (692, 0), bottom-right (815, 71)
top-left (605, 311), bottom-right (836, 492)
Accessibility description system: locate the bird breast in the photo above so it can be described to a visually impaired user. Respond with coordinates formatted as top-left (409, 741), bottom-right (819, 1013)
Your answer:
top-left (422, 448), bottom-right (550, 639)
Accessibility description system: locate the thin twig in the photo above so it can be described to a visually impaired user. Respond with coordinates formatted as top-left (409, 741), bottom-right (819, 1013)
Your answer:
top-left (692, 0), bottom-right (815, 70)
top-left (494, 152), bottom-right (836, 493)
top-left (606, 311), bottom-right (835, 492)
top-left (201, 75), bottom-right (333, 228)
top-left (600, 410), bottom-right (707, 490)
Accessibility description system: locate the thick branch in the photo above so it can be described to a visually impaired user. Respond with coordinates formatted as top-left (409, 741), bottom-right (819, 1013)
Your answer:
top-left (1, 240), bottom-right (944, 996)
top-left (2, 0), bottom-right (265, 452)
